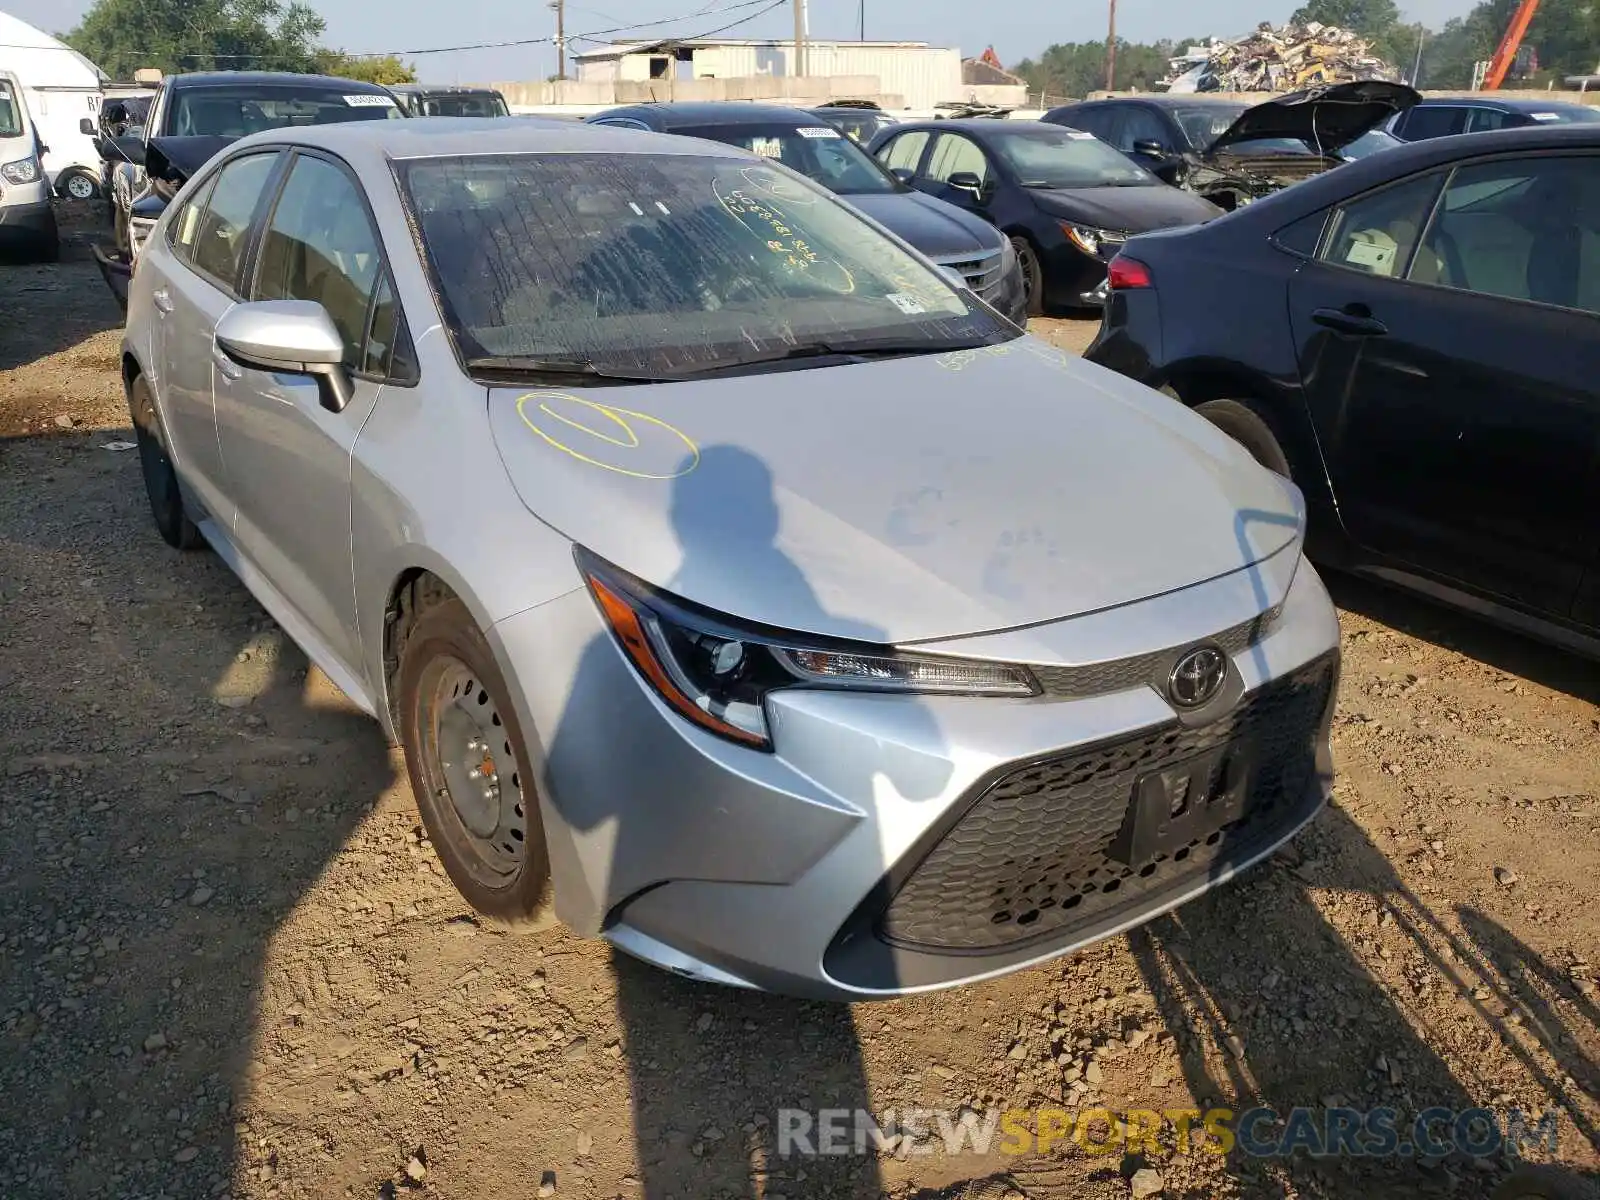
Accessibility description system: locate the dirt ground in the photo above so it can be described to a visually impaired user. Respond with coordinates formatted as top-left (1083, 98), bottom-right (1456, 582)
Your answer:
top-left (2, 205), bottom-right (1597, 1200)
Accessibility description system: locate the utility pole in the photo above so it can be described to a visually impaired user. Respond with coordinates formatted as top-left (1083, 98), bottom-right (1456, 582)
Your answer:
top-left (1105, 0), bottom-right (1117, 92)
top-left (858, 0), bottom-right (864, 41)
top-left (793, 0), bottom-right (806, 77)
top-left (551, 0), bottom-right (566, 80)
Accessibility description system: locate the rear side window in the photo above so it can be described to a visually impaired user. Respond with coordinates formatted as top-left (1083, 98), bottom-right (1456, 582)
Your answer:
top-left (1465, 107), bottom-right (1515, 133)
top-left (1400, 106), bottom-right (1469, 141)
top-left (880, 130), bottom-right (929, 175)
top-left (1274, 208), bottom-right (1329, 257)
top-left (188, 152), bottom-right (280, 290)
top-left (167, 174), bottom-right (219, 263)
top-left (1318, 172), bottom-right (1445, 278)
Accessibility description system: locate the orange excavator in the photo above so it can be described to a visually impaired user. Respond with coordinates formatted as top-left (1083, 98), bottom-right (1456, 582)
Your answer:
top-left (1481, 0), bottom-right (1541, 89)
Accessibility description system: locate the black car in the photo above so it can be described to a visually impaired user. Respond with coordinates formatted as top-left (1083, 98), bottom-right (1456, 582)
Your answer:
top-left (808, 105), bottom-right (898, 145)
top-left (1044, 81), bottom-right (1420, 210)
top-left (92, 71), bottom-right (406, 307)
top-left (866, 118), bottom-right (1221, 314)
top-left (1389, 97), bottom-right (1600, 142)
top-left (585, 102), bottom-right (1027, 325)
top-left (388, 84), bottom-right (510, 118)
top-left (1087, 123), bottom-right (1600, 651)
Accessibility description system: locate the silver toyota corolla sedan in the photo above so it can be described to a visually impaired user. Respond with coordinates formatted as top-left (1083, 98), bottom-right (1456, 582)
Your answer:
top-left (121, 118), bottom-right (1341, 1001)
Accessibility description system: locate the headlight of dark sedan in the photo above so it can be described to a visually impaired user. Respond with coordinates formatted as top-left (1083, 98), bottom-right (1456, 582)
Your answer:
top-left (579, 550), bottom-right (1039, 750)
top-left (1063, 223), bottom-right (1126, 258)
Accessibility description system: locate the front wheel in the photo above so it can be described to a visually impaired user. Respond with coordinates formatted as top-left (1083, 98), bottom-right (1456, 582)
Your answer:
top-left (1010, 236), bottom-right (1045, 318)
top-left (59, 169), bottom-right (98, 201)
top-left (397, 599), bottom-right (554, 927)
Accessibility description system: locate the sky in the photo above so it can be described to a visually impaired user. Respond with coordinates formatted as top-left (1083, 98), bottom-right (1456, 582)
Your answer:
top-left (3, 0), bottom-right (1476, 85)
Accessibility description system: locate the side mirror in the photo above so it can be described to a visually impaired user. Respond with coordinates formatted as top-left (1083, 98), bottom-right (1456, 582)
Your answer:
top-left (1131, 139), bottom-right (1170, 160)
top-left (80, 117), bottom-right (97, 136)
top-left (215, 301), bottom-right (354, 413)
top-left (889, 166), bottom-right (914, 183)
top-left (947, 170), bottom-right (984, 196)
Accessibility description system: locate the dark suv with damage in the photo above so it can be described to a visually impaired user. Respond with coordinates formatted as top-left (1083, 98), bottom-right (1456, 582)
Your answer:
top-left (93, 71), bottom-right (405, 306)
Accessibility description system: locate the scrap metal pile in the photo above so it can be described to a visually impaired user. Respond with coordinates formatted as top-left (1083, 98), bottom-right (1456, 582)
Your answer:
top-left (1161, 21), bottom-right (1400, 93)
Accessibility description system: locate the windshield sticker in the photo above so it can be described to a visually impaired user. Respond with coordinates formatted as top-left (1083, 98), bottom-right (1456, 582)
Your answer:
top-left (1063, 129), bottom-right (1096, 139)
top-left (885, 292), bottom-right (927, 315)
top-left (712, 176), bottom-right (855, 293)
top-left (750, 137), bottom-right (783, 159)
top-left (516, 393), bottom-right (699, 480)
top-left (343, 94), bottom-right (397, 107)
top-left (797, 126), bottom-right (842, 138)
top-left (1531, 112), bottom-right (1562, 121)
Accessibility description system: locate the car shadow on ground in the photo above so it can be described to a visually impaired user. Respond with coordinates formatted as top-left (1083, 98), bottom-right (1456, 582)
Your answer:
top-left (0, 206), bottom-right (121, 376)
top-left (1127, 796), bottom-right (1598, 1198)
top-left (0, 425), bottom-right (395, 1197)
top-left (1325, 573), bottom-right (1600, 706)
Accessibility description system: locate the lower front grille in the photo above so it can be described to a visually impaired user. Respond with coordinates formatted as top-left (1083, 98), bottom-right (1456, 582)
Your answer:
top-left (877, 651), bottom-right (1337, 953)
top-left (935, 249), bottom-right (1005, 296)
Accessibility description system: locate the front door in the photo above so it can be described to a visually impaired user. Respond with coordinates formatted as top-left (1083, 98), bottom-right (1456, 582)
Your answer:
top-left (1288, 152), bottom-right (1600, 618)
top-left (211, 150), bottom-right (395, 676)
top-left (153, 150), bottom-right (281, 528)
top-left (913, 132), bottom-right (995, 217)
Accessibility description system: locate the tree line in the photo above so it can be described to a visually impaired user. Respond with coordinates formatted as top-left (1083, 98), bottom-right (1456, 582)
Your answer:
top-left (1013, 0), bottom-right (1600, 101)
top-left (62, 0), bottom-right (417, 84)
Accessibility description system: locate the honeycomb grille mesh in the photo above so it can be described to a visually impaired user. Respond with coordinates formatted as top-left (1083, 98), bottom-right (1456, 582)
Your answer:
top-left (878, 652), bottom-right (1336, 952)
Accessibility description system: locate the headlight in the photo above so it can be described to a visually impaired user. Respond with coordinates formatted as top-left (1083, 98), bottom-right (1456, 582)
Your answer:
top-left (0, 158), bottom-right (40, 185)
top-left (1063, 223), bottom-right (1124, 257)
top-left (580, 550), bottom-right (1039, 750)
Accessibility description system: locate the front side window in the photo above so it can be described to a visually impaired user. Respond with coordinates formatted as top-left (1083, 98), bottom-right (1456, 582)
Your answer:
top-left (879, 130), bottom-right (929, 175)
top-left (170, 86), bottom-right (402, 137)
top-left (1120, 107), bottom-right (1172, 151)
top-left (0, 80), bottom-right (22, 138)
top-left (1412, 156), bottom-right (1600, 315)
top-left (986, 126), bottom-right (1157, 189)
top-left (1465, 107), bottom-right (1514, 133)
top-left (925, 134), bottom-right (990, 186)
top-left (254, 154), bottom-right (388, 367)
top-left (673, 122), bottom-right (901, 196)
top-left (398, 152), bottom-right (1013, 379)
top-left (188, 152), bottom-right (280, 289)
top-left (1318, 172), bottom-right (1444, 279)
top-left (1399, 105), bottom-right (1469, 141)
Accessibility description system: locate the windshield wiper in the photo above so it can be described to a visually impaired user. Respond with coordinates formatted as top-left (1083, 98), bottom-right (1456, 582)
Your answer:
top-left (464, 355), bottom-right (667, 385)
top-left (659, 339), bottom-right (987, 379)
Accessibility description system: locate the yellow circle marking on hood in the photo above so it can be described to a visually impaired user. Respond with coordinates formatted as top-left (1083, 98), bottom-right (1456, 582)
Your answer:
top-left (515, 392), bottom-right (699, 480)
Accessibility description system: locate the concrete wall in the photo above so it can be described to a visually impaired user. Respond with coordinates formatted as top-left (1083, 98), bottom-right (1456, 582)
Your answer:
top-left (483, 75), bottom-right (901, 109)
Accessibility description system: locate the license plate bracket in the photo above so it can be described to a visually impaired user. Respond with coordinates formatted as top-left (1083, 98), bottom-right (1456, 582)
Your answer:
top-left (1107, 745), bottom-right (1253, 867)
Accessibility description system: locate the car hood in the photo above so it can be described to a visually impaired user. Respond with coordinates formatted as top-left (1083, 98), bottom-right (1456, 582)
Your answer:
top-left (845, 190), bottom-right (1001, 259)
top-left (485, 341), bottom-right (1303, 643)
top-left (1028, 183), bottom-right (1222, 232)
top-left (1206, 80), bottom-right (1422, 157)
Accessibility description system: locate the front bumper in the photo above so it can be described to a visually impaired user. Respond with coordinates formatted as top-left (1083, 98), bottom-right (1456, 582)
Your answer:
top-left (492, 549), bottom-right (1341, 1001)
top-left (0, 197), bottom-right (57, 238)
top-left (92, 242), bottom-right (133, 310)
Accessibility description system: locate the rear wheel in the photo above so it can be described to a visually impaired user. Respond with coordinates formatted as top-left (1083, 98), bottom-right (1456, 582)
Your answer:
top-left (128, 374), bottom-right (203, 549)
top-left (397, 599), bottom-right (554, 927)
top-left (1193, 397), bottom-right (1291, 478)
top-left (1010, 235), bottom-right (1045, 318)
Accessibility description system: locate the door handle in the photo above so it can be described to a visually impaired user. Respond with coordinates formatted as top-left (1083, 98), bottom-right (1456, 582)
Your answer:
top-left (1312, 306), bottom-right (1388, 337)
top-left (211, 347), bottom-right (243, 380)
top-left (151, 288), bottom-right (173, 315)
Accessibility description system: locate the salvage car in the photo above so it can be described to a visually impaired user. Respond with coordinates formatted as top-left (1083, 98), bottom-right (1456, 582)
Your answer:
top-left (120, 118), bottom-right (1341, 999)
top-left (586, 102), bottom-right (1027, 326)
top-left (93, 71), bottom-right (405, 307)
top-left (1044, 81), bottom-right (1421, 210)
top-left (389, 84), bottom-right (510, 118)
top-left (868, 119), bottom-right (1222, 313)
top-left (809, 104), bottom-right (898, 144)
top-left (1388, 96), bottom-right (1600, 142)
top-left (1089, 123), bottom-right (1600, 653)
top-left (0, 68), bottom-right (58, 260)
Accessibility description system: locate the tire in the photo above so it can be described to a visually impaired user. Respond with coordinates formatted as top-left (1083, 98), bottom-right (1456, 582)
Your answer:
top-left (1193, 397), bottom-right (1292, 478)
top-left (128, 374), bottom-right (203, 550)
top-left (1011, 235), bottom-right (1045, 318)
top-left (396, 599), bottom-right (554, 927)
top-left (59, 169), bottom-right (98, 200)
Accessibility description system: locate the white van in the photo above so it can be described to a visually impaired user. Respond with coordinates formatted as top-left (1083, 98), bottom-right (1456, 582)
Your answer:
top-left (0, 69), bottom-right (58, 259)
top-left (0, 12), bottom-right (106, 200)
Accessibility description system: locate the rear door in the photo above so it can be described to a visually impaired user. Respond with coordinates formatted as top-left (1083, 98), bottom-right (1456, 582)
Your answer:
top-left (152, 149), bottom-right (283, 528)
top-left (1286, 151), bottom-right (1600, 619)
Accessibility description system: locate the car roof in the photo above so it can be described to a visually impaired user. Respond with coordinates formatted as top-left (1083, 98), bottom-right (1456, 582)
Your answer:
top-left (880, 118), bottom-right (1054, 136)
top-left (1413, 96), bottom-right (1594, 112)
top-left (166, 71), bottom-right (396, 93)
top-left (593, 102), bottom-right (839, 127)
top-left (222, 115), bottom-right (760, 165)
top-left (390, 84), bottom-right (501, 96)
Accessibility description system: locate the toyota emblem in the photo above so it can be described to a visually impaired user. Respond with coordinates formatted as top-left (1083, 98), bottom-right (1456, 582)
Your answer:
top-left (1168, 646), bottom-right (1227, 709)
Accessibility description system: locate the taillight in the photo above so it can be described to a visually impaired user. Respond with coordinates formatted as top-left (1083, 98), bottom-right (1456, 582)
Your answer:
top-left (1107, 255), bottom-right (1153, 290)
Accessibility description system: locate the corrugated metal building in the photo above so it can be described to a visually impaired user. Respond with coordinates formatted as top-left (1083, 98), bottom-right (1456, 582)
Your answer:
top-left (573, 38), bottom-right (963, 111)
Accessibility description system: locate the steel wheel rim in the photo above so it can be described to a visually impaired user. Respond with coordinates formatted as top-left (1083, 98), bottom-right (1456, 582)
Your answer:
top-left (66, 173), bottom-right (95, 199)
top-left (418, 657), bottom-right (528, 887)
